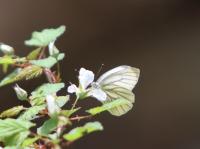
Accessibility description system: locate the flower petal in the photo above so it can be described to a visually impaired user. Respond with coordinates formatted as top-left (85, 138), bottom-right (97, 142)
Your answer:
top-left (46, 95), bottom-right (60, 116)
top-left (67, 84), bottom-right (78, 93)
top-left (79, 68), bottom-right (94, 89)
top-left (48, 41), bottom-right (55, 51)
top-left (89, 89), bottom-right (107, 102)
top-left (48, 41), bottom-right (59, 55)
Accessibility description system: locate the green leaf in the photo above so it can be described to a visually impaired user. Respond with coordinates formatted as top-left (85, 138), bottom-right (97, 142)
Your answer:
top-left (26, 47), bottom-right (42, 60)
top-left (3, 131), bottom-right (29, 146)
top-left (60, 108), bottom-right (81, 117)
top-left (2, 62), bottom-right (9, 73)
top-left (37, 117), bottom-right (58, 136)
top-left (0, 65), bottom-right (43, 87)
top-left (64, 127), bottom-right (85, 141)
top-left (4, 147), bottom-right (16, 149)
top-left (57, 53), bottom-right (65, 60)
top-left (0, 106), bottom-right (24, 118)
top-left (0, 119), bottom-right (35, 138)
top-left (86, 98), bottom-right (131, 115)
top-left (25, 25), bottom-right (66, 47)
top-left (53, 53), bottom-right (65, 61)
top-left (0, 68), bottom-right (21, 87)
top-left (29, 97), bottom-right (45, 106)
top-left (22, 137), bottom-right (40, 147)
top-left (19, 105), bottom-right (46, 121)
top-left (29, 83), bottom-right (65, 106)
top-left (56, 95), bottom-right (69, 107)
top-left (17, 65), bottom-right (43, 80)
top-left (30, 53), bottom-right (65, 68)
top-left (30, 83), bottom-right (65, 99)
top-left (4, 147), bottom-right (32, 149)
top-left (0, 119), bottom-right (35, 146)
top-left (63, 121), bottom-right (103, 141)
top-left (84, 121), bottom-right (103, 133)
top-left (30, 56), bottom-right (57, 68)
top-left (0, 55), bottom-right (16, 73)
top-left (0, 56), bottom-right (15, 65)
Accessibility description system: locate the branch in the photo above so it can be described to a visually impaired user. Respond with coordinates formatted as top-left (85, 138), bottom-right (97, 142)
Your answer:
top-left (70, 115), bottom-right (92, 121)
top-left (43, 68), bottom-right (57, 83)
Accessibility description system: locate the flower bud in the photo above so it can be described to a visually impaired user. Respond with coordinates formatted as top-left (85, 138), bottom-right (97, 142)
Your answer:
top-left (46, 95), bottom-right (60, 117)
top-left (13, 84), bottom-right (28, 101)
top-left (48, 41), bottom-right (59, 56)
top-left (0, 43), bottom-right (14, 55)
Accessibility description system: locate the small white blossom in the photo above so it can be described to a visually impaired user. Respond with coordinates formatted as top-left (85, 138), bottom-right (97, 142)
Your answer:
top-left (48, 41), bottom-right (59, 55)
top-left (0, 43), bottom-right (14, 55)
top-left (67, 68), bottom-right (107, 101)
top-left (78, 68), bottom-right (94, 89)
top-left (48, 41), bottom-right (55, 52)
top-left (67, 84), bottom-right (78, 93)
top-left (46, 95), bottom-right (60, 116)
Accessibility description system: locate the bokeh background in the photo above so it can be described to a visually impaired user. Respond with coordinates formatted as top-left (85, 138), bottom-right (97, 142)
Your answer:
top-left (0, 0), bottom-right (200, 149)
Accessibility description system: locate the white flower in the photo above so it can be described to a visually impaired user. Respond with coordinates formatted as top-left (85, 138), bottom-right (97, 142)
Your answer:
top-left (48, 41), bottom-right (55, 51)
top-left (0, 43), bottom-right (14, 55)
top-left (48, 41), bottom-right (59, 55)
top-left (67, 84), bottom-right (78, 93)
top-left (67, 68), bottom-right (107, 101)
top-left (78, 68), bottom-right (94, 89)
top-left (67, 68), bottom-right (94, 94)
top-left (46, 95), bottom-right (60, 116)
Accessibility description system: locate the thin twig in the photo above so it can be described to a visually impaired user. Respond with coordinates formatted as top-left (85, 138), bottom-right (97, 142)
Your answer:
top-left (44, 68), bottom-right (57, 83)
top-left (71, 97), bottom-right (79, 110)
top-left (38, 47), bottom-right (46, 59)
top-left (13, 63), bottom-right (29, 68)
top-left (70, 115), bottom-right (92, 121)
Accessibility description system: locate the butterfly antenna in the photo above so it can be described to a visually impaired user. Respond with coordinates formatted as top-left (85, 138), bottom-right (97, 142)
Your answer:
top-left (95, 64), bottom-right (104, 79)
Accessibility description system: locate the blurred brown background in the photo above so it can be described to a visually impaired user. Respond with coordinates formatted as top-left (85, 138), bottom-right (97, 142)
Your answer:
top-left (1, 0), bottom-right (200, 149)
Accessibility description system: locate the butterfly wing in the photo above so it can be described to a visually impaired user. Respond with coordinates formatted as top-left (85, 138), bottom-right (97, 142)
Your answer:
top-left (97, 65), bottom-right (140, 116)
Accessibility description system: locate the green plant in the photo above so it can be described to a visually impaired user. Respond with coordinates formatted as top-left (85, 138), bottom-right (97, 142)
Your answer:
top-left (0, 26), bottom-right (140, 149)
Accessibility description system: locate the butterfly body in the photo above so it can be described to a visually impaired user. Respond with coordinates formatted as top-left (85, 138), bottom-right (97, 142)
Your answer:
top-left (91, 82), bottom-right (101, 89)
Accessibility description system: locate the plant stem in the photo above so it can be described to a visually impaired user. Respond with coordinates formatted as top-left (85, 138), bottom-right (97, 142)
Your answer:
top-left (70, 115), bottom-right (92, 121)
top-left (38, 47), bottom-right (57, 83)
top-left (44, 68), bottom-right (57, 83)
top-left (38, 47), bottom-right (46, 59)
top-left (71, 97), bottom-right (78, 110)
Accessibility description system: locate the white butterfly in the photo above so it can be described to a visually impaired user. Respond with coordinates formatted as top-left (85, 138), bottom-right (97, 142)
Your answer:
top-left (68, 65), bottom-right (140, 116)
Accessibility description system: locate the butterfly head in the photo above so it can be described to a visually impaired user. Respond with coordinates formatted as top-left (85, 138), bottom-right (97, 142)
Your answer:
top-left (91, 82), bottom-right (100, 89)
